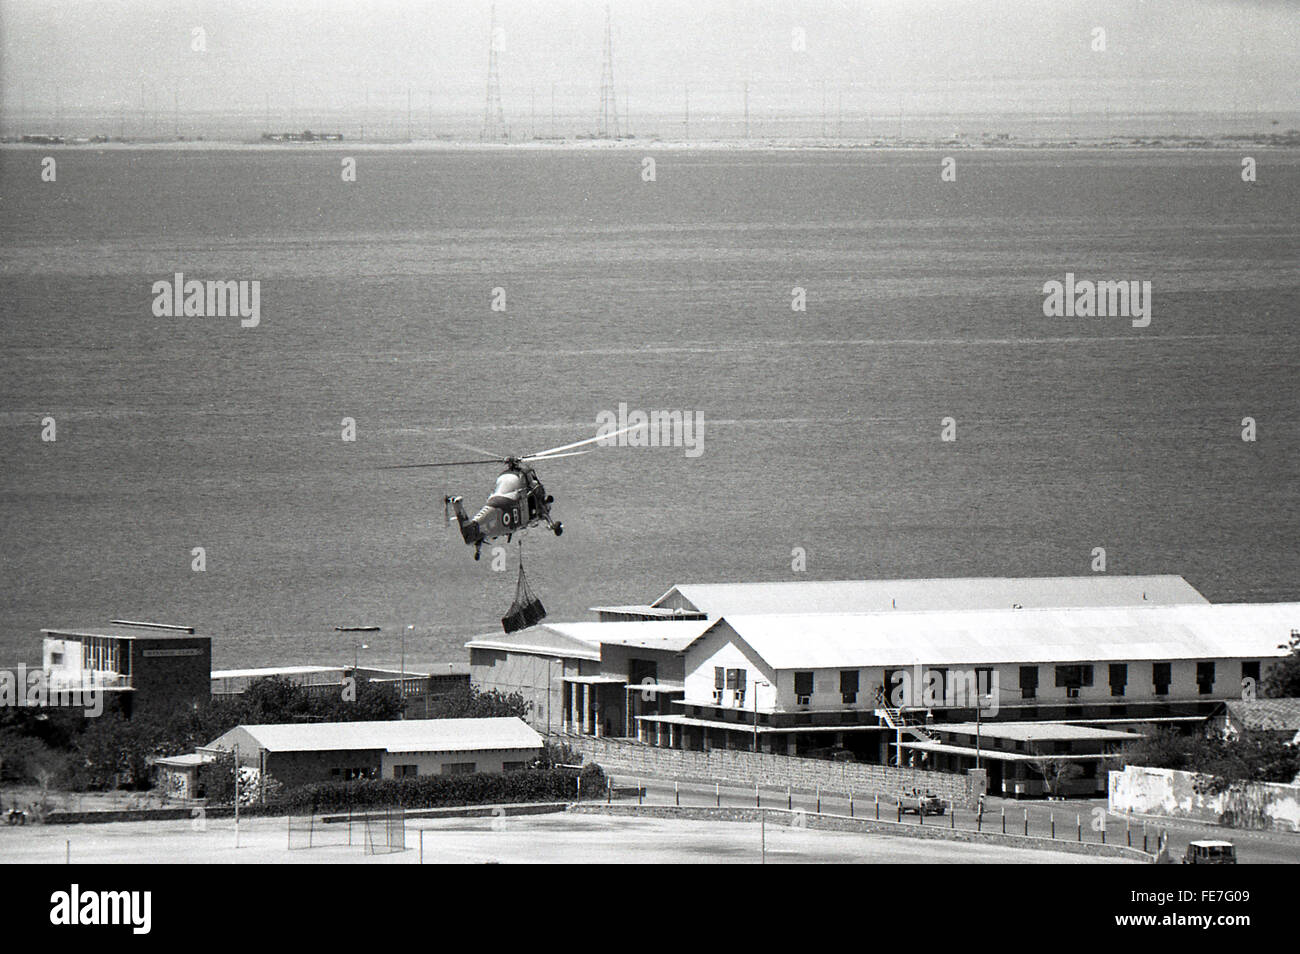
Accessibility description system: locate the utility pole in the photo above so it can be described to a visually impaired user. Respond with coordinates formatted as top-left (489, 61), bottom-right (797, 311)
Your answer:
top-left (598, 5), bottom-right (619, 138)
top-left (482, 4), bottom-right (507, 140)
top-left (233, 742), bottom-right (240, 848)
top-left (684, 83), bottom-right (690, 140)
top-left (406, 87), bottom-right (412, 141)
top-left (743, 81), bottom-right (750, 139)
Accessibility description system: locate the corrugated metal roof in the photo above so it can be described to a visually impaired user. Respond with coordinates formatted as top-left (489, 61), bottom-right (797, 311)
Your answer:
top-left (718, 603), bottom-right (1298, 670)
top-left (468, 619), bottom-right (713, 659)
top-left (543, 619), bottom-right (715, 652)
top-left (1223, 699), bottom-right (1300, 731)
top-left (653, 576), bottom-right (1208, 616)
top-left (465, 627), bottom-right (603, 661)
top-left (936, 722), bottom-right (1140, 742)
top-left (225, 718), bottom-right (543, 754)
top-left (211, 666), bottom-right (338, 678)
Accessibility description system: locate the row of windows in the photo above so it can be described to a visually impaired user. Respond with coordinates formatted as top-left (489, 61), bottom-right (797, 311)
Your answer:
top-left (390, 761), bottom-right (528, 779)
top-left (1020, 661), bottom-right (1259, 699)
top-left (723, 661), bottom-right (1263, 708)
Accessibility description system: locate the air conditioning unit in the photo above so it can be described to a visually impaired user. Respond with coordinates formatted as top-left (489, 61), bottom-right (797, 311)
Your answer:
top-left (712, 689), bottom-right (723, 704)
top-left (796, 693), bottom-right (811, 707)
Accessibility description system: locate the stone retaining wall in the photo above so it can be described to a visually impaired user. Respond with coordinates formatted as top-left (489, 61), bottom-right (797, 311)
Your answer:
top-left (560, 733), bottom-right (986, 808)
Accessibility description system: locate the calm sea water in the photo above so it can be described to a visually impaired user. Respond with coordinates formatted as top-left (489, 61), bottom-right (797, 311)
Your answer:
top-left (1, 147), bottom-right (1297, 671)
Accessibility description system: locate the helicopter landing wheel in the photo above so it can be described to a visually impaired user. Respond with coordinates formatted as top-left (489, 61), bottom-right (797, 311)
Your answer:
top-left (474, 543), bottom-right (482, 561)
top-left (552, 521), bottom-right (563, 537)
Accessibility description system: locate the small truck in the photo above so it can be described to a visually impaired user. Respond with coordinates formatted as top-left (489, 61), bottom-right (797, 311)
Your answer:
top-left (1182, 840), bottom-right (1237, 864)
top-left (899, 790), bottom-right (946, 816)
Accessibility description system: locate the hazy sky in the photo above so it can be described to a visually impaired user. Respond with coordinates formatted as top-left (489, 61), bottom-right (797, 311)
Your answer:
top-left (1, 0), bottom-right (1296, 119)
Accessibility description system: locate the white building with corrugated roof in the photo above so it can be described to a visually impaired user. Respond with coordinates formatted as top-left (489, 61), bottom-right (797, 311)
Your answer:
top-left (201, 717), bottom-right (543, 787)
top-left (467, 577), bottom-right (1298, 775)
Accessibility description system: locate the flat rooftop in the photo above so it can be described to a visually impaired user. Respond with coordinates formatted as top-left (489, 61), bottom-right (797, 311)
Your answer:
top-left (43, 623), bottom-right (205, 641)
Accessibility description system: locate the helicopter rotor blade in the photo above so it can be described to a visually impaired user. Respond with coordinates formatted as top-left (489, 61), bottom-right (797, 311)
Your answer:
top-left (441, 438), bottom-right (508, 461)
top-left (526, 422), bottom-right (649, 459)
top-left (520, 450), bottom-right (592, 462)
top-left (378, 458), bottom-right (503, 470)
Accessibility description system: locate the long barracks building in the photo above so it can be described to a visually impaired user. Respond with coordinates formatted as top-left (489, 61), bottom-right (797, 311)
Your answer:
top-left (466, 577), bottom-right (1297, 790)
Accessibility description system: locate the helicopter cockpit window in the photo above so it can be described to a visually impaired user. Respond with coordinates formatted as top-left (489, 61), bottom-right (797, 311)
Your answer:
top-left (491, 472), bottom-right (525, 498)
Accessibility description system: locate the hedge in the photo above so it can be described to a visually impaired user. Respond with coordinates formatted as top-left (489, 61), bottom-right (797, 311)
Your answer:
top-left (280, 764), bottom-right (606, 813)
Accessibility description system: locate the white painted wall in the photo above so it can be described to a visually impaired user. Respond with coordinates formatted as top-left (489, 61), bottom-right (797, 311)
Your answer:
top-left (380, 746), bottom-right (540, 778)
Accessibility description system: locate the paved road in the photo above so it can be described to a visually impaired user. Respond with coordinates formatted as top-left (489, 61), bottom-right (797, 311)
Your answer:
top-left (599, 773), bottom-right (1300, 864)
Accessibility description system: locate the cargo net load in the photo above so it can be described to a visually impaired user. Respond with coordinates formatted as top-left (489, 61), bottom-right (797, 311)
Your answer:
top-left (502, 550), bottom-right (546, 633)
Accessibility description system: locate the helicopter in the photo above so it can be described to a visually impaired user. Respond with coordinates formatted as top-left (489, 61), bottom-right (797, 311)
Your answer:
top-left (381, 423), bottom-right (645, 560)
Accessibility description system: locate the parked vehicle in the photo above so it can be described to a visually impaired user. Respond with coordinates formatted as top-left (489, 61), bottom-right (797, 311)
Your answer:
top-left (806, 745), bottom-right (856, 763)
top-left (899, 789), bottom-right (945, 816)
top-left (1182, 840), bottom-right (1236, 864)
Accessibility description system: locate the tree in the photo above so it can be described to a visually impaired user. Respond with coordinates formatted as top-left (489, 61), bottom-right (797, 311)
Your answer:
top-left (1263, 631), bottom-right (1300, 698)
top-left (425, 684), bottom-right (532, 720)
top-left (1029, 749), bottom-right (1082, 798)
top-left (1122, 726), bottom-right (1299, 785)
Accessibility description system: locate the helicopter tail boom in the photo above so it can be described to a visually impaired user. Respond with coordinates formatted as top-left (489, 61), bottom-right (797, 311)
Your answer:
top-left (444, 495), bottom-right (483, 545)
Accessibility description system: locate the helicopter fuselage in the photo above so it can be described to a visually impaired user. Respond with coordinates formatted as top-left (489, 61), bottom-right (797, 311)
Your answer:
top-left (445, 461), bottom-right (561, 558)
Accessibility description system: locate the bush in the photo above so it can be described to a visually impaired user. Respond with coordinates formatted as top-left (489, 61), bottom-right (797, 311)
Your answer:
top-left (1123, 727), bottom-right (1299, 785)
top-left (279, 764), bottom-right (605, 813)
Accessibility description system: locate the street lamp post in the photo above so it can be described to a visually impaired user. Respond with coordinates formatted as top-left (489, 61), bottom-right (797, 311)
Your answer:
top-left (752, 679), bottom-right (770, 752)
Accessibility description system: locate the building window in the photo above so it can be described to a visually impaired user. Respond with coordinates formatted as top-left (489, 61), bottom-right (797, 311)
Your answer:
top-left (441, 762), bottom-right (476, 776)
top-left (840, 670), bottom-right (859, 704)
top-left (714, 666), bottom-right (724, 703)
top-left (1241, 661), bottom-right (1260, 692)
top-left (1054, 665), bottom-right (1093, 699)
top-left (393, 764), bottom-right (418, 778)
top-left (1019, 666), bottom-right (1038, 700)
top-left (1152, 662), bottom-right (1172, 697)
top-left (1109, 663), bottom-right (1127, 698)
top-left (1196, 661), bottom-right (1215, 695)
top-left (726, 668), bottom-right (747, 706)
top-left (794, 671), bottom-right (814, 706)
top-left (502, 761), bottom-right (525, 772)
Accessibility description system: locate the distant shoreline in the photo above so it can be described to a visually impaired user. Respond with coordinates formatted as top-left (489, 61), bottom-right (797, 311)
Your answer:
top-left (4, 134), bottom-right (1299, 152)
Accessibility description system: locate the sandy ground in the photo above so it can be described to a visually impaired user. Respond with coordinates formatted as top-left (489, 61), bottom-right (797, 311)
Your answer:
top-left (0, 812), bottom-right (1133, 864)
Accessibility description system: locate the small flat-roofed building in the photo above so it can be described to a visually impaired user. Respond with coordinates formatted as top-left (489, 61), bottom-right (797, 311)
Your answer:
top-left (1210, 698), bottom-right (1300, 742)
top-left (202, 717), bottom-right (543, 788)
top-left (592, 575), bottom-right (1209, 621)
top-left (41, 621), bottom-right (210, 716)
